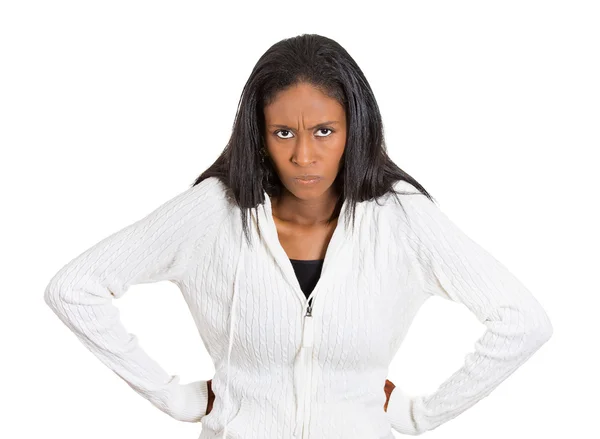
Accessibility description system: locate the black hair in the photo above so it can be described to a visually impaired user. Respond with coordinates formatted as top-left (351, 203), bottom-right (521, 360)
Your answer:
top-left (192, 33), bottom-right (435, 248)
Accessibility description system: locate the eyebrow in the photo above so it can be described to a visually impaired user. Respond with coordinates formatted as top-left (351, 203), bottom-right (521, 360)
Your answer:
top-left (268, 121), bottom-right (340, 130)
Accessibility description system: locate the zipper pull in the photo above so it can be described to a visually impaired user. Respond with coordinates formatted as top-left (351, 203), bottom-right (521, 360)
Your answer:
top-left (305, 296), bottom-right (313, 316)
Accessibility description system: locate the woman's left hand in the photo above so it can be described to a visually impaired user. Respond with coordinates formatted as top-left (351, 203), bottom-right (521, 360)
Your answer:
top-left (383, 379), bottom-right (395, 412)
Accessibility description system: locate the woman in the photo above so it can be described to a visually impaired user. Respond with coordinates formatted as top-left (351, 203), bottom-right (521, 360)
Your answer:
top-left (44, 34), bottom-right (553, 439)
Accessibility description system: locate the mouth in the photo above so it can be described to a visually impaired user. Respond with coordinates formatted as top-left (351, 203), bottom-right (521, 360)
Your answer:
top-left (294, 175), bottom-right (323, 185)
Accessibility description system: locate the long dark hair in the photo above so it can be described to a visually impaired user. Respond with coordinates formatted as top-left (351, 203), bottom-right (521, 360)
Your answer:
top-left (192, 33), bottom-right (435, 247)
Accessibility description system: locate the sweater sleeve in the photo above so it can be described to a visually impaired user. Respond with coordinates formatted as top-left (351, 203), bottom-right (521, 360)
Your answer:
top-left (385, 181), bottom-right (553, 435)
top-left (43, 177), bottom-right (230, 423)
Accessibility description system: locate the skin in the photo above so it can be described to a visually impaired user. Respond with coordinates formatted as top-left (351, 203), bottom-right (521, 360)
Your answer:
top-left (205, 82), bottom-right (396, 416)
top-left (263, 82), bottom-right (348, 261)
top-left (263, 82), bottom-right (346, 231)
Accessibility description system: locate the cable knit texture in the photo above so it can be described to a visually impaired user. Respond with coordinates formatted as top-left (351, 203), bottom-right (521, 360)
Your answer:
top-left (44, 177), bottom-right (553, 438)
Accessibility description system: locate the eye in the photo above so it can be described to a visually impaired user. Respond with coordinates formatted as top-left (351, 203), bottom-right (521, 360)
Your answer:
top-left (275, 129), bottom-right (294, 139)
top-left (274, 127), bottom-right (334, 139)
top-left (315, 128), bottom-right (333, 137)
top-left (317, 128), bottom-right (333, 137)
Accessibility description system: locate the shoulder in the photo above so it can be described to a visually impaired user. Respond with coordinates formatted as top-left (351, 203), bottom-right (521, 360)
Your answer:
top-left (143, 177), bottom-right (233, 246)
top-left (379, 180), bottom-right (436, 218)
top-left (373, 180), bottom-right (452, 248)
top-left (151, 177), bottom-right (235, 262)
top-left (189, 176), bottom-right (232, 203)
top-left (185, 176), bottom-right (235, 225)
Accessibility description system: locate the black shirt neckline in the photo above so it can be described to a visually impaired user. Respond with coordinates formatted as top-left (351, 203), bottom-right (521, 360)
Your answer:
top-left (289, 258), bottom-right (324, 264)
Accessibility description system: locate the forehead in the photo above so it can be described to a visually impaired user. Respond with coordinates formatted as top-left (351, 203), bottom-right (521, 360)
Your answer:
top-left (264, 83), bottom-right (345, 121)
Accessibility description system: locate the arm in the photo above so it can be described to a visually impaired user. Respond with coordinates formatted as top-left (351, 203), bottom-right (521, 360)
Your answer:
top-left (44, 177), bottom-right (229, 422)
top-left (385, 181), bottom-right (553, 435)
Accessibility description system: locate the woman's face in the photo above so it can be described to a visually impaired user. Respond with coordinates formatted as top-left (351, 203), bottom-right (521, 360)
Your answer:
top-left (263, 82), bottom-right (347, 201)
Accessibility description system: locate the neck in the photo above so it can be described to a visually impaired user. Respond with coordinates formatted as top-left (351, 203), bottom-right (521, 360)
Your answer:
top-left (271, 189), bottom-right (339, 228)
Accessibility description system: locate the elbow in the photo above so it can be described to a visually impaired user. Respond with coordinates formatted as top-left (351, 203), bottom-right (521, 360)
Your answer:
top-left (525, 308), bottom-right (554, 349)
top-left (497, 304), bottom-right (553, 353)
top-left (537, 315), bottom-right (553, 344)
top-left (44, 280), bottom-right (60, 312)
top-left (44, 273), bottom-right (68, 313)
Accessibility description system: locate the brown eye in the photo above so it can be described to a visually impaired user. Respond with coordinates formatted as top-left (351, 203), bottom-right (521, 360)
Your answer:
top-left (315, 128), bottom-right (333, 137)
top-left (275, 130), bottom-right (294, 139)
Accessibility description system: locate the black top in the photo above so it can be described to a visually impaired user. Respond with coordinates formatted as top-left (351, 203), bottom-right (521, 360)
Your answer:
top-left (289, 258), bottom-right (324, 309)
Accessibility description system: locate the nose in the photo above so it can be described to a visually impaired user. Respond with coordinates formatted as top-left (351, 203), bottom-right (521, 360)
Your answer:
top-left (291, 135), bottom-right (318, 166)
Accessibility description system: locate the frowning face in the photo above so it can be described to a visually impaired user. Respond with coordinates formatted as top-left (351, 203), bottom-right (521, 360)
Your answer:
top-left (263, 82), bottom-right (347, 202)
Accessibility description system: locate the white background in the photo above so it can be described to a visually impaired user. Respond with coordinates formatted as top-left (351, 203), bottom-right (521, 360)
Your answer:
top-left (1, 1), bottom-right (597, 438)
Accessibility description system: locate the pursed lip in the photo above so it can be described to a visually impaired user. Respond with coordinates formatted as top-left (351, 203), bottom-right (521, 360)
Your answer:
top-left (295, 175), bottom-right (323, 181)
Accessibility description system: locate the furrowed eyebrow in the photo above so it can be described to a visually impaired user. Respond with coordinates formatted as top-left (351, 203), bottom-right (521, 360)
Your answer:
top-left (268, 121), bottom-right (340, 130)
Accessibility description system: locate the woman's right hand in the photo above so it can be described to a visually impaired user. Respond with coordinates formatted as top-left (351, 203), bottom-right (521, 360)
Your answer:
top-left (206, 379), bottom-right (215, 415)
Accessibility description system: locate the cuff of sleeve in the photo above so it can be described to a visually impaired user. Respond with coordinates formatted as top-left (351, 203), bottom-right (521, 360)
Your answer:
top-left (386, 387), bottom-right (426, 435)
top-left (169, 379), bottom-right (210, 423)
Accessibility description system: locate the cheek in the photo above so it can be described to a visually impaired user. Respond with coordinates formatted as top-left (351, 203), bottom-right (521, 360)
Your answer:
top-left (333, 134), bottom-right (346, 156)
top-left (327, 154), bottom-right (344, 175)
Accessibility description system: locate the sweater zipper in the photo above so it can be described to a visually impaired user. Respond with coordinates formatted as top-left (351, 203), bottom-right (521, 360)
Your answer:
top-left (301, 299), bottom-right (315, 438)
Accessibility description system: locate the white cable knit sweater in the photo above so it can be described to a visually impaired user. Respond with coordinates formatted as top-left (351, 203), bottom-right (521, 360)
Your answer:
top-left (44, 177), bottom-right (553, 439)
